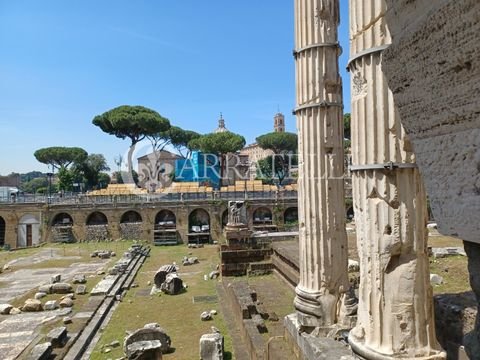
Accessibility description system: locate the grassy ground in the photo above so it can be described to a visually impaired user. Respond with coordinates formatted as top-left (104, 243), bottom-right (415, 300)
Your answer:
top-left (428, 234), bottom-right (464, 248)
top-left (0, 241), bottom-right (133, 272)
top-left (90, 244), bottom-right (233, 360)
top-left (248, 275), bottom-right (295, 340)
top-left (0, 246), bottom-right (45, 267)
top-left (430, 256), bottom-right (470, 294)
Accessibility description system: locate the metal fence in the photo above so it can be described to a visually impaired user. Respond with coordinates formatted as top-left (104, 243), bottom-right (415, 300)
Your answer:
top-left (0, 190), bottom-right (298, 205)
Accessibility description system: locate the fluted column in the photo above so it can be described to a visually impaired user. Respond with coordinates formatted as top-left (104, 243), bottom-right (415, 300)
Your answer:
top-left (347, 1), bottom-right (445, 358)
top-left (293, 0), bottom-right (351, 330)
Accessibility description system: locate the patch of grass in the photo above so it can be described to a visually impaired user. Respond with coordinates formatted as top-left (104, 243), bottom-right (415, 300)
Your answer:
top-left (90, 244), bottom-right (233, 360)
top-left (0, 247), bottom-right (45, 266)
top-left (0, 241), bottom-right (134, 272)
top-left (430, 255), bottom-right (470, 294)
top-left (247, 274), bottom-right (295, 341)
top-left (428, 235), bottom-right (464, 248)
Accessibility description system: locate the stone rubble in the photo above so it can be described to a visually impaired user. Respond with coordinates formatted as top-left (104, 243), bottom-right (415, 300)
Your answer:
top-left (188, 243), bottom-right (204, 249)
top-left (430, 274), bottom-right (445, 286)
top-left (44, 300), bottom-right (58, 311)
top-left (35, 292), bottom-right (47, 300)
top-left (153, 264), bottom-right (179, 288)
top-left (75, 285), bottom-right (87, 295)
top-left (124, 323), bottom-right (171, 358)
top-left (59, 297), bottom-right (74, 308)
top-left (51, 283), bottom-right (73, 294)
top-left (182, 256), bottom-right (199, 266)
top-left (347, 259), bottom-right (360, 273)
top-left (27, 342), bottom-right (52, 360)
top-left (431, 247), bottom-right (467, 259)
top-left (10, 307), bottom-right (22, 315)
top-left (201, 311), bottom-right (212, 321)
top-left (0, 303), bottom-right (13, 315)
top-left (159, 273), bottom-right (184, 295)
top-left (199, 332), bottom-right (224, 360)
top-left (209, 270), bottom-right (220, 280)
top-left (22, 299), bottom-right (43, 312)
top-left (46, 326), bottom-right (68, 348)
top-left (50, 274), bottom-right (61, 284)
top-left (72, 274), bottom-right (87, 284)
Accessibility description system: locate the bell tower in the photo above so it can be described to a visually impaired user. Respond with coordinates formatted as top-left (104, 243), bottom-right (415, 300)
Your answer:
top-left (274, 113), bottom-right (285, 132)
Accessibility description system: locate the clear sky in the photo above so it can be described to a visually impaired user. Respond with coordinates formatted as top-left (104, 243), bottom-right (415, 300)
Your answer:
top-left (0, 0), bottom-right (351, 175)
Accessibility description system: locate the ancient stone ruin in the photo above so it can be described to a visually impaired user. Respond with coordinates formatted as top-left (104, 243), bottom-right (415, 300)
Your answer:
top-left (290, 0), bottom-right (356, 335)
top-left (124, 323), bottom-right (171, 359)
top-left (284, 0), bottom-right (477, 359)
top-left (152, 264), bottom-right (184, 295)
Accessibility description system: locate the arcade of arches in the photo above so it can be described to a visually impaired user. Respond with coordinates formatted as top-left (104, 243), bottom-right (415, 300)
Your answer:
top-left (0, 199), bottom-right (299, 248)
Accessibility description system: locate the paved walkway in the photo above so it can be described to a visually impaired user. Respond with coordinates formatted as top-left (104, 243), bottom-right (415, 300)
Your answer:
top-left (0, 308), bottom-right (71, 360)
top-left (0, 249), bottom-right (106, 304)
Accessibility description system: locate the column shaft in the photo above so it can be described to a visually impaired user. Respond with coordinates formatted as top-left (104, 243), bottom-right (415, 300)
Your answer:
top-left (294, 0), bottom-right (350, 329)
top-left (348, 0), bottom-right (445, 358)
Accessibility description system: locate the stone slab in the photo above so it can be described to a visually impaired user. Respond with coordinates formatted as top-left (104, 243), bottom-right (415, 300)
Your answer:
top-left (284, 314), bottom-right (354, 360)
top-left (383, 0), bottom-right (480, 244)
top-left (26, 342), bottom-right (52, 360)
top-left (90, 275), bottom-right (117, 296)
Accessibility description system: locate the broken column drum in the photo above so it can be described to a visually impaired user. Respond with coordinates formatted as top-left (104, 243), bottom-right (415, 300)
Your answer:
top-left (348, 0), bottom-right (445, 358)
top-left (293, 0), bottom-right (352, 329)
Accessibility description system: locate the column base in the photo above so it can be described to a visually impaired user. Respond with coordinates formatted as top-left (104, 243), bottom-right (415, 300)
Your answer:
top-left (349, 330), bottom-right (446, 360)
top-left (294, 285), bottom-right (335, 329)
top-left (295, 285), bottom-right (357, 332)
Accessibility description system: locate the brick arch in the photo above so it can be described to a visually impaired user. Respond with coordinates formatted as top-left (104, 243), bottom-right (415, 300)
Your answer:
top-left (284, 207), bottom-right (298, 224)
top-left (188, 208), bottom-right (211, 230)
top-left (155, 210), bottom-right (176, 225)
top-left (86, 211), bottom-right (108, 225)
top-left (252, 207), bottom-right (273, 224)
top-left (51, 212), bottom-right (74, 226)
top-left (120, 210), bottom-right (143, 223)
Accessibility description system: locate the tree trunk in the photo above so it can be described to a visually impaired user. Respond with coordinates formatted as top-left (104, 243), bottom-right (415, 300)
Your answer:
top-left (126, 143), bottom-right (136, 184)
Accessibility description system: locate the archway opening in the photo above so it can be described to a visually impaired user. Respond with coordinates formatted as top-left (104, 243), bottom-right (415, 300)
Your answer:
top-left (253, 207), bottom-right (275, 231)
top-left (188, 209), bottom-right (211, 244)
top-left (51, 213), bottom-right (74, 243)
top-left (154, 210), bottom-right (177, 245)
top-left (52, 213), bottom-right (74, 226)
top-left (253, 207), bottom-right (273, 224)
top-left (155, 210), bottom-right (176, 225)
top-left (121, 211), bottom-right (142, 223)
top-left (283, 206), bottom-right (298, 225)
top-left (0, 216), bottom-right (5, 247)
top-left (86, 212), bottom-right (108, 225)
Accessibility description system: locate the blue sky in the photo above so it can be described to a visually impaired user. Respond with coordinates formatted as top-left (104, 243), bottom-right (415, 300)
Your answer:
top-left (0, 0), bottom-right (351, 175)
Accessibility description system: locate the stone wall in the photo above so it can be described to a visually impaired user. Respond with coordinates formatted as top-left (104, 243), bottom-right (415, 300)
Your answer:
top-left (0, 204), bottom-right (43, 249)
top-left (0, 198), bottom-right (297, 248)
top-left (382, 0), bottom-right (480, 243)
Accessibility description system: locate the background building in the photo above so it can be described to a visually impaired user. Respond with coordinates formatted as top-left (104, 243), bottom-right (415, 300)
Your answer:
top-left (137, 150), bottom-right (181, 191)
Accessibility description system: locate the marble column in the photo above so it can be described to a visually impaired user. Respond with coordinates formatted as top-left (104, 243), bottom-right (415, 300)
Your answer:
top-left (293, 0), bottom-right (351, 330)
top-left (347, 0), bottom-right (445, 358)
